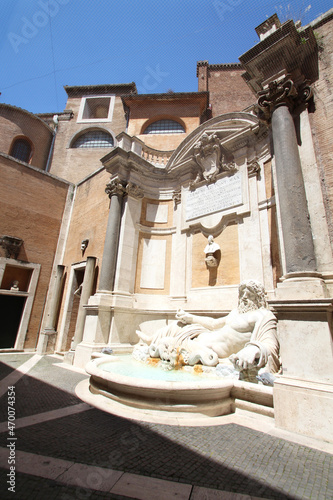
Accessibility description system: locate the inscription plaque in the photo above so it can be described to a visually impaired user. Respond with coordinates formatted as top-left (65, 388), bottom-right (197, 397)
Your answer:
top-left (186, 172), bottom-right (242, 220)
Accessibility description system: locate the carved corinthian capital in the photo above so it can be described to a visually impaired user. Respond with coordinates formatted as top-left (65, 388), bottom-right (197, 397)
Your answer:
top-left (258, 78), bottom-right (313, 119)
top-left (105, 177), bottom-right (127, 198)
top-left (258, 79), bottom-right (297, 114)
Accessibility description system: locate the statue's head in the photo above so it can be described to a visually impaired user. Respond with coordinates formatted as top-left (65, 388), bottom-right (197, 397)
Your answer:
top-left (238, 280), bottom-right (268, 312)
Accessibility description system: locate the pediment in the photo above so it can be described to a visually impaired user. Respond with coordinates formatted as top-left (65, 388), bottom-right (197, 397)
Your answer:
top-left (166, 112), bottom-right (263, 174)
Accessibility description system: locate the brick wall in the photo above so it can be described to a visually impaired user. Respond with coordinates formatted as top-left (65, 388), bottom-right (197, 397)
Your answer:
top-left (309, 14), bottom-right (333, 245)
top-left (48, 96), bottom-right (127, 184)
top-left (0, 156), bottom-right (70, 348)
top-left (197, 63), bottom-right (255, 116)
top-left (0, 105), bottom-right (53, 170)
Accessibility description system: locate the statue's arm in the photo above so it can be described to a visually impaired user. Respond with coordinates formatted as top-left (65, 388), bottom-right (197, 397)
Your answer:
top-left (175, 309), bottom-right (227, 330)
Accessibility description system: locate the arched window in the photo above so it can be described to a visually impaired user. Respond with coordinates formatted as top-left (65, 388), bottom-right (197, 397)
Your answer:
top-left (143, 119), bottom-right (185, 135)
top-left (72, 130), bottom-right (114, 148)
top-left (10, 137), bottom-right (32, 163)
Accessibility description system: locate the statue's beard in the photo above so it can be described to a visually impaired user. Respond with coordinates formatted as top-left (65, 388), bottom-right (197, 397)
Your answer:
top-left (238, 299), bottom-right (258, 313)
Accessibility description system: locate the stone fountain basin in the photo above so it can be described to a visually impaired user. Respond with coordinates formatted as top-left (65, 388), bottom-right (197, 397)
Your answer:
top-left (85, 355), bottom-right (273, 418)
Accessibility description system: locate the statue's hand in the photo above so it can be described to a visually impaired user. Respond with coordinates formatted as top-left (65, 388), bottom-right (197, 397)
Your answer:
top-left (176, 309), bottom-right (193, 324)
top-left (229, 345), bottom-right (260, 370)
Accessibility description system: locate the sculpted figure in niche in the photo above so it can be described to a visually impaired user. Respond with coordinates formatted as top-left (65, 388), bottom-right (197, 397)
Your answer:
top-left (10, 280), bottom-right (19, 291)
top-left (136, 280), bottom-right (281, 374)
top-left (204, 235), bottom-right (220, 268)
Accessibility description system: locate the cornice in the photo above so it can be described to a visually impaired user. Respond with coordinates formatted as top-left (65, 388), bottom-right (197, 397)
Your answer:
top-left (0, 103), bottom-right (54, 133)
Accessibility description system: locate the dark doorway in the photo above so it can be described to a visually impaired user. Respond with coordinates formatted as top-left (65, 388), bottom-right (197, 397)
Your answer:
top-left (0, 295), bottom-right (26, 348)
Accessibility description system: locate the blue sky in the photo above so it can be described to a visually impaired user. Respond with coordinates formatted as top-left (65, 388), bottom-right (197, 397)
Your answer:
top-left (0, 0), bottom-right (331, 114)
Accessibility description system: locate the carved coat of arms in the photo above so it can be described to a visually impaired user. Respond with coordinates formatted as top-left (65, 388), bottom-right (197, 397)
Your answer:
top-left (193, 133), bottom-right (236, 185)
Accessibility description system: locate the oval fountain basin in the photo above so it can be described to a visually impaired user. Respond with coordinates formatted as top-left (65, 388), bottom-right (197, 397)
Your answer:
top-left (86, 355), bottom-right (235, 417)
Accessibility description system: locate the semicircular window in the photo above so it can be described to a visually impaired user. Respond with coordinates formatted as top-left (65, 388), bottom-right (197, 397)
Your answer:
top-left (72, 130), bottom-right (114, 148)
top-left (10, 138), bottom-right (32, 163)
top-left (143, 119), bottom-right (185, 134)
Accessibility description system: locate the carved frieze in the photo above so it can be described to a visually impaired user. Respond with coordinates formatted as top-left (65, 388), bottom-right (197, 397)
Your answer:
top-left (126, 182), bottom-right (144, 199)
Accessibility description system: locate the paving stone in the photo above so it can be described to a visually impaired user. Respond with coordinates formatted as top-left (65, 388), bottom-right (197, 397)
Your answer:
top-left (0, 353), bottom-right (332, 500)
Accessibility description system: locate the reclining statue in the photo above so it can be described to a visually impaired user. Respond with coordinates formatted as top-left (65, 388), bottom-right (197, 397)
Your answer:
top-left (136, 280), bottom-right (281, 374)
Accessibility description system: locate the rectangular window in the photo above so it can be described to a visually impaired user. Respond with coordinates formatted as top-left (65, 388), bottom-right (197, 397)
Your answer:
top-left (77, 95), bottom-right (115, 123)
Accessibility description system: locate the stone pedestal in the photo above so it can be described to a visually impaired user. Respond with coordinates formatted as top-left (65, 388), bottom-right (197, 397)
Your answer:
top-left (276, 272), bottom-right (328, 300)
top-left (73, 291), bottom-right (113, 368)
top-left (274, 377), bottom-right (333, 443)
top-left (271, 296), bottom-right (333, 442)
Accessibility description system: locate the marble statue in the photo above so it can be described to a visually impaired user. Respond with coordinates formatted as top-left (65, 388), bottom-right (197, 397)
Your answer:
top-left (10, 280), bottom-right (19, 291)
top-left (204, 235), bottom-right (220, 268)
top-left (136, 280), bottom-right (281, 373)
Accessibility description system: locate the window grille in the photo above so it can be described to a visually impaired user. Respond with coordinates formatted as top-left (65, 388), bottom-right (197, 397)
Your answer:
top-left (10, 138), bottom-right (32, 162)
top-left (72, 130), bottom-right (114, 148)
top-left (144, 119), bottom-right (185, 134)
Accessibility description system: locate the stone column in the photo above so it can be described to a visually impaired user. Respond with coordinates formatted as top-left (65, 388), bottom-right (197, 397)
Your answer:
top-left (44, 264), bottom-right (65, 334)
top-left (71, 256), bottom-right (96, 349)
top-left (98, 177), bottom-right (127, 292)
top-left (258, 79), bottom-right (316, 274)
top-left (37, 264), bottom-right (65, 354)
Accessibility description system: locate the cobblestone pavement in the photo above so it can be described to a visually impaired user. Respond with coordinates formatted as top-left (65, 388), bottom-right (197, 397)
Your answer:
top-left (0, 353), bottom-right (332, 500)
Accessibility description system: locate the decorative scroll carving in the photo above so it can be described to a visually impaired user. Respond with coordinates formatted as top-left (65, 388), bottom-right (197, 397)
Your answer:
top-left (258, 79), bottom-right (297, 114)
top-left (298, 81), bottom-right (313, 103)
top-left (105, 177), bottom-right (127, 198)
top-left (0, 235), bottom-right (23, 259)
top-left (126, 182), bottom-right (144, 199)
top-left (247, 160), bottom-right (261, 177)
top-left (258, 78), bottom-right (313, 119)
top-left (173, 189), bottom-right (181, 206)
